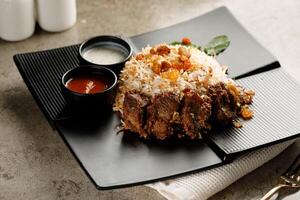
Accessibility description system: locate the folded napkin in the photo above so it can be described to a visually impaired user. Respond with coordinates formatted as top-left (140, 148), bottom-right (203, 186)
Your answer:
top-left (147, 141), bottom-right (294, 200)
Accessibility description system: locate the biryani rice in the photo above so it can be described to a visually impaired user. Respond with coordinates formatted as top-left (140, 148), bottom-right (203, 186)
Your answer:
top-left (114, 44), bottom-right (237, 114)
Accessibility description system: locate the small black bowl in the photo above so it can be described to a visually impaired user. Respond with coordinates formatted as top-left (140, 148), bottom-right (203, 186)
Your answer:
top-left (78, 35), bottom-right (132, 75)
top-left (61, 65), bottom-right (117, 114)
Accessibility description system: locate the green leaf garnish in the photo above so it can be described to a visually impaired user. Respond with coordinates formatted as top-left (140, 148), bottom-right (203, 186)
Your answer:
top-left (171, 41), bottom-right (182, 45)
top-left (203, 35), bottom-right (230, 56)
top-left (170, 35), bottom-right (230, 56)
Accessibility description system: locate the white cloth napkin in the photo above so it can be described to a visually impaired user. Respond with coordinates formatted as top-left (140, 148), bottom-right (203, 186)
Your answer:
top-left (147, 141), bottom-right (294, 200)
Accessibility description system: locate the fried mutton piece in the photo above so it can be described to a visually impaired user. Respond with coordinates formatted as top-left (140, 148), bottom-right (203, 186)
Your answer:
top-left (123, 92), bottom-right (149, 138)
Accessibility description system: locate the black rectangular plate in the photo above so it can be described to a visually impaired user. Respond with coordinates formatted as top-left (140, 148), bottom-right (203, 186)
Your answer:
top-left (130, 7), bottom-right (279, 79)
top-left (55, 115), bottom-right (223, 188)
top-left (209, 68), bottom-right (300, 155)
top-left (13, 45), bottom-right (80, 123)
top-left (13, 7), bottom-right (300, 189)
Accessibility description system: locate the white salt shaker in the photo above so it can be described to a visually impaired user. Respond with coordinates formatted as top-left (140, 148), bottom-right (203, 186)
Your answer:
top-left (0, 0), bottom-right (36, 42)
top-left (37, 0), bottom-right (77, 32)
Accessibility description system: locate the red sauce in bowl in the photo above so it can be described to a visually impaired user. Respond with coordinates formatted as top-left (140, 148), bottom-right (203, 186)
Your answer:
top-left (65, 74), bottom-right (111, 94)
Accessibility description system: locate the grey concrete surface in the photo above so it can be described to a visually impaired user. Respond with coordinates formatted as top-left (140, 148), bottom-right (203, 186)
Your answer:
top-left (0, 0), bottom-right (299, 199)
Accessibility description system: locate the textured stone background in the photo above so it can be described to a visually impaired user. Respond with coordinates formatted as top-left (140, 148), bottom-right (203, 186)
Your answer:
top-left (0, 0), bottom-right (299, 199)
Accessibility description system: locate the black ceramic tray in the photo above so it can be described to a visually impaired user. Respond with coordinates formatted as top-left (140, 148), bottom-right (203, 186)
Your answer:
top-left (14, 7), bottom-right (300, 189)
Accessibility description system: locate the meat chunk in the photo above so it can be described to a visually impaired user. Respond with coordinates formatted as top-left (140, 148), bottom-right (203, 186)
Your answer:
top-left (208, 83), bottom-right (237, 124)
top-left (181, 90), bottom-right (212, 139)
top-left (123, 93), bottom-right (149, 138)
top-left (146, 93), bottom-right (179, 140)
top-left (121, 83), bottom-right (248, 140)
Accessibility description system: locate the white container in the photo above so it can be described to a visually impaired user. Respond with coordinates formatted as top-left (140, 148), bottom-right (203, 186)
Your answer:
top-left (37, 0), bottom-right (77, 32)
top-left (0, 0), bottom-right (36, 42)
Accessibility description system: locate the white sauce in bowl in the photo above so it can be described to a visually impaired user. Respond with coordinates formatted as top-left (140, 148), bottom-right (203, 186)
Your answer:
top-left (83, 45), bottom-right (128, 65)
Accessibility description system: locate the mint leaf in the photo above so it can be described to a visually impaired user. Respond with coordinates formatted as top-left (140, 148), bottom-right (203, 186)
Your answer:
top-left (203, 35), bottom-right (230, 56)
